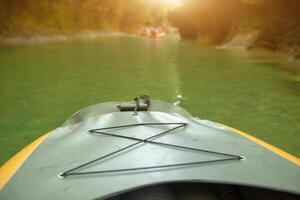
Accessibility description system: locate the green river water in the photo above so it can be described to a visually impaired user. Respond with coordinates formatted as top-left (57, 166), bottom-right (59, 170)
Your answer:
top-left (0, 35), bottom-right (299, 164)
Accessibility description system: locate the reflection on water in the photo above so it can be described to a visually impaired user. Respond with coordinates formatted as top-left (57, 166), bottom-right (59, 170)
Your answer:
top-left (0, 34), bottom-right (299, 164)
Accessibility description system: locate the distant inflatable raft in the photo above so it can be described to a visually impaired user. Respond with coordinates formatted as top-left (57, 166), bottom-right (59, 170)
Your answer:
top-left (0, 96), bottom-right (299, 200)
top-left (140, 27), bottom-right (166, 38)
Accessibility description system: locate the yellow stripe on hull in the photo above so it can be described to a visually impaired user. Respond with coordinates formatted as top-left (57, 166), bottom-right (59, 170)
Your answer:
top-left (0, 133), bottom-right (50, 190)
top-left (220, 123), bottom-right (300, 166)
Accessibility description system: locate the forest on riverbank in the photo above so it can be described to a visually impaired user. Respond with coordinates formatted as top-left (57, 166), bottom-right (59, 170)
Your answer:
top-left (1, 0), bottom-right (299, 58)
top-left (0, 0), bottom-right (167, 36)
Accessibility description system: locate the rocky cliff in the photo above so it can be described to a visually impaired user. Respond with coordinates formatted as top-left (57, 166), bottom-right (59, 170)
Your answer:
top-left (168, 0), bottom-right (300, 56)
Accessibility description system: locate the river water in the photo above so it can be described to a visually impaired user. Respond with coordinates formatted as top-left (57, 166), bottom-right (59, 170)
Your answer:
top-left (0, 34), bottom-right (299, 163)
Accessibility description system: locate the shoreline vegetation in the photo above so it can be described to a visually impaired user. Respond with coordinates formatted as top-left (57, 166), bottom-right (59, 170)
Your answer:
top-left (0, 0), bottom-right (168, 40)
top-left (0, 0), bottom-right (299, 63)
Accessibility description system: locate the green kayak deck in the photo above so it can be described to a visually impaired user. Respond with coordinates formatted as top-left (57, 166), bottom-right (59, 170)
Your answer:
top-left (0, 100), bottom-right (299, 199)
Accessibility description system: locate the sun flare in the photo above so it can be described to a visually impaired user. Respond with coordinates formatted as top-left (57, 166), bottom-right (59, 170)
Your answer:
top-left (166, 0), bottom-right (182, 8)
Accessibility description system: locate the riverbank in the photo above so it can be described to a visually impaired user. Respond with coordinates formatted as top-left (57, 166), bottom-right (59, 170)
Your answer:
top-left (1, 31), bottom-right (299, 67)
top-left (218, 31), bottom-right (300, 66)
top-left (0, 31), bottom-right (134, 46)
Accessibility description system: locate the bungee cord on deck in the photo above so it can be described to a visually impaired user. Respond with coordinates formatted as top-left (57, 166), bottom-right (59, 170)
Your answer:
top-left (60, 122), bottom-right (243, 178)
